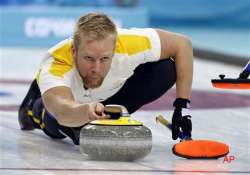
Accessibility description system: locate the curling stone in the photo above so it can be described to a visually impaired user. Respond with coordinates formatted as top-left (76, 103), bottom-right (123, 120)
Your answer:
top-left (80, 105), bottom-right (152, 161)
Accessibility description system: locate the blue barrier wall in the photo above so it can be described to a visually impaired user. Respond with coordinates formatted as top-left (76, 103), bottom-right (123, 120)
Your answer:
top-left (140, 0), bottom-right (250, 28)
top-left (1, 1), bottom-right (249, 48)
top-left (0, 7), bottom-right (148, 47)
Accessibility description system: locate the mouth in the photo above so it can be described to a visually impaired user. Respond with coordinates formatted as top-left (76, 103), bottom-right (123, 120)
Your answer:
top-left (89, 76), bottom-right (101, 80)
top-left (84, 75), bottom-right (103, 88)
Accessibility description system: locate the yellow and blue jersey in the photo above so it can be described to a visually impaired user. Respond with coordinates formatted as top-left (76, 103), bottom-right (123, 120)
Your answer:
top-left (37, 28), bottom-right (161, 103)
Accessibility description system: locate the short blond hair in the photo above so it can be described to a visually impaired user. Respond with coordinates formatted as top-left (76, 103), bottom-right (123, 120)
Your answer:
top-left (73, 13), bottom-right (117, 51)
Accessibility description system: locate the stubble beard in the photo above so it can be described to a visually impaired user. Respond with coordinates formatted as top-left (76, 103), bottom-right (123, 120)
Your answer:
top-left (82, 75), bottom-right (104, 89)
top-left (75, 58), bottom-right (105, 89)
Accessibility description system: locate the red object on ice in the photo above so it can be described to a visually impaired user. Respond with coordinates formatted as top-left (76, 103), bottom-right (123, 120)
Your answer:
top-left (211, 78), bottom-right (250, 89)
top-left (173, 139), bottom-right (229, 159)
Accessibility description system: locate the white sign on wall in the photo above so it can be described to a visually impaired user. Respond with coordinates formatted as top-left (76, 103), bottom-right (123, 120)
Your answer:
top-left (25, 17), bottom-right (76, 38)
top-left (24, 17), bottom-right (122, 38)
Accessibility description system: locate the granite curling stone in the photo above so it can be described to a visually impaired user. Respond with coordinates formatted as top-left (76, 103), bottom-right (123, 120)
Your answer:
top-left (79, 105), bottom-right (152, 161)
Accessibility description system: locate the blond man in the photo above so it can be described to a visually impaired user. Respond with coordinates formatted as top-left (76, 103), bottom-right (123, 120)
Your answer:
top-left (19, 13), bottom-right (193, 144)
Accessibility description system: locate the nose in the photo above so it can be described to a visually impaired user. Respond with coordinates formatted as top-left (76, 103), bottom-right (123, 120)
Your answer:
top-left (91, 60), bottom-right (101, 73)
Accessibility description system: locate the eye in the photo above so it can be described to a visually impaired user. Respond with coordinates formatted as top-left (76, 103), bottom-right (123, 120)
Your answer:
top-left (83, 56), bottom-right (94, 62)
top-left (100, 57), bottom-right (110, 62)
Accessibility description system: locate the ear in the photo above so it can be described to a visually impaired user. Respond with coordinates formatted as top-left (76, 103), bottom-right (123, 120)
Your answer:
top-left (71, 44), bottom-right (77, 59)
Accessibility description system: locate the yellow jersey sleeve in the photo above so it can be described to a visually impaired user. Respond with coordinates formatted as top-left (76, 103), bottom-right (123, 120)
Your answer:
top-left (37, 38), bottom-right (74, 94)
top-left (116, 28), bottom-right (161, 62)
top-left (48, 38), bottom-right (73, 77)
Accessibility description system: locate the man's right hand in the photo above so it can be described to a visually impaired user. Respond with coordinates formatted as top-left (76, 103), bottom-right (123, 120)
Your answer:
top-left (85, 102), bottom-right (110, 121)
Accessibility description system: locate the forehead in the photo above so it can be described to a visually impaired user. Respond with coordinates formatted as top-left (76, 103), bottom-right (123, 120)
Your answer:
top-left (77, 34), bottom-right (116, 56)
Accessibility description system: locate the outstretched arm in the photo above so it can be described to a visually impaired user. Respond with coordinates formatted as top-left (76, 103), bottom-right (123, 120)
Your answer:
top-left (42, 87), bottom-right (107, 127)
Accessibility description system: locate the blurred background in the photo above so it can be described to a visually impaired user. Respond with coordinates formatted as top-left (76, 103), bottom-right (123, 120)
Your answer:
top-left (0, 0), bottom-right (249, 75)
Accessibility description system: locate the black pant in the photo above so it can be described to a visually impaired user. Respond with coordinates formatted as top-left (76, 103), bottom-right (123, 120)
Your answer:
top-left (102, 59), bottom-right (176, 113)
top-left (30, 58), bottom-right (176, 144)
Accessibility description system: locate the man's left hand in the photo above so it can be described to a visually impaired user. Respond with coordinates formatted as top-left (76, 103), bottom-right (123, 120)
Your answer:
top-left (172, 98), bottom-right (192, 140)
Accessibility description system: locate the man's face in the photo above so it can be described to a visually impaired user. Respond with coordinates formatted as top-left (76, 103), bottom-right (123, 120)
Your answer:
top-left (73, 34), bottom-right (116, 89)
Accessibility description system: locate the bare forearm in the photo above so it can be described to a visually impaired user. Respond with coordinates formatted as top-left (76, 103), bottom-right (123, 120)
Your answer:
top-left (174, 38), bottom-right (193, 99)
top-left (43, 95), bottom-right (88, 127)
top-left (41, 87), bottom-right (89, 127)
top-left (42, 88), bottom-right (107, 127)
top-left (52, 100), bottom-right (88, 127)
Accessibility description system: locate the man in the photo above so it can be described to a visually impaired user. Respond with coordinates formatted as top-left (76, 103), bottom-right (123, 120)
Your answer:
top-left (18, 13), bottom-right (193, 145)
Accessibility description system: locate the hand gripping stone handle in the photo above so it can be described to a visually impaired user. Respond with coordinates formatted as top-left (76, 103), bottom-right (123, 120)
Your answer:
top-left (104, 104), bottom-right (129, 119)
